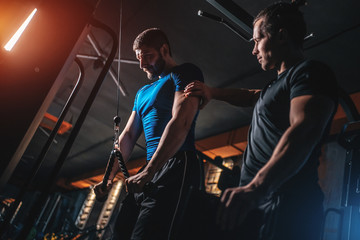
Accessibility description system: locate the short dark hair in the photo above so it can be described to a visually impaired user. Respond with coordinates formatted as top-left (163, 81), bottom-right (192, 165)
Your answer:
top-left (254, 1), bottom-right (307, 48)
top-left (133, 28), bottom-right (172, 56)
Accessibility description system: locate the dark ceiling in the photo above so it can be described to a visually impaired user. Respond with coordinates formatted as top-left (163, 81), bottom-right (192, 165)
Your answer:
top-left (11, 0), bottom-right (360, 188)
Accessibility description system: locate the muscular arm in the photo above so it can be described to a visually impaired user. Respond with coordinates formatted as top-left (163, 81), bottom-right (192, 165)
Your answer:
top-left (250, 94), bottom-right (335, 193)
top-left (209, 87), bottom-right (261, 107)
top-left (147, 91), bottom-right (200, 173)
top-left (94, 111), bottom-right (142, 197)
top-left (125, 91), bottom-right (200, 192)
top-left (107, 111), bottom-right (143, 182)
top-left (219, 94), bottom-right (335, 229)
top-left (185, 80), bottom-right (261, 108)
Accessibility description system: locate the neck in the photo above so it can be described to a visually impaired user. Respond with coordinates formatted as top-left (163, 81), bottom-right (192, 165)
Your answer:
top-left (160, 58), bottom-right (177, 78)
top-left (277, 48), bottom-right (304, 75)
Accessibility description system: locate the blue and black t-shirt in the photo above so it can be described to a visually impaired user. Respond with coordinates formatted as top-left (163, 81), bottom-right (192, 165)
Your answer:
top-left (133, 63), bottom-right (204, 161)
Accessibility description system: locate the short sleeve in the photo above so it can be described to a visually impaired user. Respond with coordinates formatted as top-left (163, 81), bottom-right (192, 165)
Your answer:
top-left (171, 63), bottom-right (204, 91)
top-left (132, 86), bottom-right (142, 112)
top-left (290, 60), bottom-right (337, 101)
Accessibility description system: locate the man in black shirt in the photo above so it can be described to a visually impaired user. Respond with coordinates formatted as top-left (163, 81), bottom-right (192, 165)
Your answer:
top-left (185, 1), bottom-right (338, 239)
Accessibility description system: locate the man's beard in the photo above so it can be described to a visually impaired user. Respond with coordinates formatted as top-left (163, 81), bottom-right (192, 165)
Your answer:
top-left (147, 55), bottom-right (166, 80)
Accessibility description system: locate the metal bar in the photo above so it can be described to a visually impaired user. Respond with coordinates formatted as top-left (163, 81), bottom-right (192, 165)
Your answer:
top-left (41, 194), bottom-right (62, 233)
top-left (76, 54), bottom-right (139, 64)
top-left (198, 10), bottom-right (252, 42)
top-left (15, 18), bottom-right (118, 240)
top-left (38, 126), bottom-right (58, 144)
top-left (115, 58), bottom-right (139, 64)
top-left (35, 196), bottom-right (50, 226)
top-left (207, 0), bottom-right (253, 36)
top-left (0, 58), bottom-right (84, 235)
top-left (87, 34), bottom-right (128, 96)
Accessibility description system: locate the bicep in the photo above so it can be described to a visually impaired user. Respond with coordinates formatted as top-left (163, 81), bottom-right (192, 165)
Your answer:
top-left (290, 95), bottom-right (335, 134)
top-left (172, 91), bottom-right (200, 125)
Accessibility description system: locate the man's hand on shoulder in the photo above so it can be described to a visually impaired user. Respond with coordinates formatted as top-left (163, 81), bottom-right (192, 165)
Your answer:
top-left (184, 80), bottom-right (212, 109)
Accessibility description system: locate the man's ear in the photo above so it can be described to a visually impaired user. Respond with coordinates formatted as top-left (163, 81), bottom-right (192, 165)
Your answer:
top-left (160, 44), bottom-right (169, 57)
top-left (278, 28), bottom-right (289, 44)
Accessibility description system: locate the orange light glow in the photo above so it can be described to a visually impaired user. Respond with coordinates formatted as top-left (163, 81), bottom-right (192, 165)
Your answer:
top-left (4, 8), bottom-right (37, 51)
top-left (40, 112), bottom-right (72, 135)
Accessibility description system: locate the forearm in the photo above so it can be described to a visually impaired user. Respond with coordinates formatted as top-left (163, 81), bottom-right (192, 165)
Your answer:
top-left (145, 117), bottom-right (189, 175)
top-left (106, 136), bottom-right (134, 182)
top-left (106, 111), bottom-right (142, 181)
top-left (210, 87), bottom-right (261, 107)
top-left (118, 132), bottom-right (137, 163)
top-left (106, 131), bottom-right (139, 179)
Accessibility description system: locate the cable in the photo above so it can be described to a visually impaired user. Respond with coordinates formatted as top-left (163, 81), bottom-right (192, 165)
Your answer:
top-left (97, 0), bottom-right (125, 199)
top-left (116, 0), bottom-right (123, 116)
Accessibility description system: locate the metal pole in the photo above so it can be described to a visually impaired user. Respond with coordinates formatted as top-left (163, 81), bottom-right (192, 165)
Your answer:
top-left (15, 18), bottom-right (118, 240)
top-left (0, 58), bottom-right (84, 236)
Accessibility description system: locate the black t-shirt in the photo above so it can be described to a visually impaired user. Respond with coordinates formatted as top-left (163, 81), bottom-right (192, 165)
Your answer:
top-left (240, 60), bottom-right (338, 191)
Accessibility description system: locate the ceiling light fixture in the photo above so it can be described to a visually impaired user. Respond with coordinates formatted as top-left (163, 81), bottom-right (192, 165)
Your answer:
top-left (4, 8), bottom-right (37, 51)
top-left (206, 0), bottom-right (253, 39)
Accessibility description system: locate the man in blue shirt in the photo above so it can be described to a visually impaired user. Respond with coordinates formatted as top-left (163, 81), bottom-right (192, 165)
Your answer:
top-left (185, 1), bottom-right (337, 239)
top-left (96, 28), bottom-right (204, 239)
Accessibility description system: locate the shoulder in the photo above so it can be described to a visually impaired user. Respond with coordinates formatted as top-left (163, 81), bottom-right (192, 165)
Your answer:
top-left (170, 63), bottom-right (204, 90)
top-left (136, 84), bottom-right (150, 94)
top-left (289, 59), bottom-right (338, 101)
top-left (290, 59), bottom-right (336, 83)
top-left (173, 63), bottom-right (201, 72)
top-left (171, 63), bottom-right (204, 82)
top-left (134, 83), bottom-right (153, 100)
top-left (293, 60), bottom-right (335, 77)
